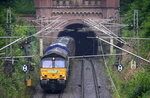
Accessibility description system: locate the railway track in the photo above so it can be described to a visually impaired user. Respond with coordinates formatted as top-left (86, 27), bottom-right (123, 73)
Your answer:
top-left (43, 89), bottom-right (64, 98)
top-left (80, 58), bottom-right (101, 98)
top-left (41, 92), bottom-right (63, 98)
top-left (81, 60), bottom-right (85, 98)
top-left (58, 91), bottom-right (63, 98)
top-left (90, 59), bottom-right (101, 98)
top-left (42, 93), bottom-right (46, 98)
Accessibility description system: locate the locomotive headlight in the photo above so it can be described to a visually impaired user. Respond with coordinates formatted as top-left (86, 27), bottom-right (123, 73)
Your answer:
top-left (42, 75), bottom-right (47, 78)
top-left (60, 75), bottom-right (65, 78)
top-left (52, 57), bottom-right (55, 61)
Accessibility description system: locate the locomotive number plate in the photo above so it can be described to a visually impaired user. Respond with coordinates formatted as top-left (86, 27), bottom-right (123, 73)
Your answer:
top-left (48, 70), bottom-right (59, 73)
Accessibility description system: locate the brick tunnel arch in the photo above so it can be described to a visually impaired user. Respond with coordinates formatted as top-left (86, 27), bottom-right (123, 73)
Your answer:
top-left (58, 23), bottom-right (98, 56)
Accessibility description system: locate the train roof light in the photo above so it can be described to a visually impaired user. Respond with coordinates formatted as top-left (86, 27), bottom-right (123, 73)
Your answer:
top-left (52, 57), bottom-right (55, 61)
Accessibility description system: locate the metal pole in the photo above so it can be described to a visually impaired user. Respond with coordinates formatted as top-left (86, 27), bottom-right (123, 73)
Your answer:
top-left (40, 39), bottom-right (43, 57)
top-left (6, 9), bottom-right (9, 57)
top-left (110, 38), bottom-right (113, 54)
top-left (9, 9), bottom-right (12, 57)
top-left (134, 10), bottom-right (139, 65)
top-left (6, 9), bottom-right (13, 57)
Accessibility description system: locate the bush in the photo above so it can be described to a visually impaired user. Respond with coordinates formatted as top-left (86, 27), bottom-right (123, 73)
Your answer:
top-left (122, 70), bottom-right (150, 98)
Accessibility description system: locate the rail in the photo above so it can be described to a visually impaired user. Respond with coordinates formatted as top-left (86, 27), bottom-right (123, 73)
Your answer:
top-left (90, 59), bottom-right (100, 98)
top-left (81, 60), bottom-right (85, 98)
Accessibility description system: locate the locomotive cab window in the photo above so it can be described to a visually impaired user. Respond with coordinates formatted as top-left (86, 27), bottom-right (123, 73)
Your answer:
top-left (42, 60), bottom-right (52, 68)
top-left (55, 60), bottom-right (65, 68)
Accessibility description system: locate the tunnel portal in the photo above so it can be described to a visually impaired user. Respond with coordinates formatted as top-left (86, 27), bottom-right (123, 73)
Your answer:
top-left (58, 24), bottom-right (98, 56)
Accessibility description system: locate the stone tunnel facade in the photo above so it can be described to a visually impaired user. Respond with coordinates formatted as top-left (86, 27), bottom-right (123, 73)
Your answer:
top-left (34, 0), bottom-right (120, 19)
top-left (33, 0), bottom-right (120, 55)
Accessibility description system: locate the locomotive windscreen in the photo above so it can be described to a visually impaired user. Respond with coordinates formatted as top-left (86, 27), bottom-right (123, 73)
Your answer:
top-left (55, 60), bottom-right (65, 68)
top-left (41, 59), bottom-right (65, 68)
top-left (42, 60), bottom-right (52, 68)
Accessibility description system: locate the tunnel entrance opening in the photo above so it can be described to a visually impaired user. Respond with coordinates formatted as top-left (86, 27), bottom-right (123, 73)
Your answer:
top-left (58, 24), bottom-right (98, 56)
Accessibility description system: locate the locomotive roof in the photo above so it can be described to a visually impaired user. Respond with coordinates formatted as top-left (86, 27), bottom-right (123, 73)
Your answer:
top-left (42, 48), bottom-right (68, 59)
top-left (43, 36), bottom-right (74, 58)
top-left (51, 37), bottom-right (73, 46)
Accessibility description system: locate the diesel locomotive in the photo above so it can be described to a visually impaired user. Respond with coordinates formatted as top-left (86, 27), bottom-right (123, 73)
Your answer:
top-left (40, 36), bottom-right (75, 92)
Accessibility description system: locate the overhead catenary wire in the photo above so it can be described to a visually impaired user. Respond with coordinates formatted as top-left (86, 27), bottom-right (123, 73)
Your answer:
top-left (0, 17), bottom-right (144, 52)
top-left (34, 35), bottom-right (150, 40)
top-left (0, 37), bottom-right (24, 51)
top-left (0, 36), bottom-right (22, 39)
top-left (44, 20), bottom-right (68, 35)
top-left (87, 36), bottom-right (150, 40)
top-left (99, 40), bottom-right (121, 98)
top-left (69, 53), bottom-right (125, 59)
top-left (0, 16), bottom-right (63, 52)
top-left (0, 32), bottom-right (150, 51)
top-left (97, 36), bottom-right (150, 63)
top-left (0, 55), bottom-right (35, 59)
top-left (84, 18), bottom-right (131, 46)
top-left (1, 36), bottom-right (150, 40)
top-left (0, 17), bottom-right (149, 58)
top-left (0, 53), bottom-right (5, 55)
top-left (33, 16), bottom-right (65, 36)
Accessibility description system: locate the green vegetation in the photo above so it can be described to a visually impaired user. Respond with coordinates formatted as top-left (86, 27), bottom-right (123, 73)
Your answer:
top-left (106, 56), bottom-right (150, 98)
top-left (0, 22), bottom-right (39, 97)
top-left (121, 0), bottom-right (150, 58)
top-left (0, 0), bottom-right (39, 98)
top-left (0, 0), bottom-right (35, 14)
top-left (13, 0), bottom-right (35, 14)
top-left (106, 0), bottom-right (150, 98)
top-left (120, 0), bottom-right (134, 14)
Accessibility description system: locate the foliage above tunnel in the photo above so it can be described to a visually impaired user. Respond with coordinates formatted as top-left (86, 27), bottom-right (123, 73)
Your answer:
top-left (0, 0), bottom-right (35, 14)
